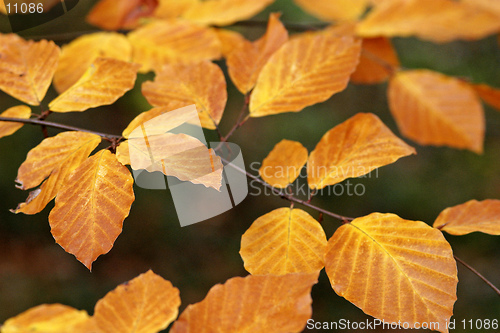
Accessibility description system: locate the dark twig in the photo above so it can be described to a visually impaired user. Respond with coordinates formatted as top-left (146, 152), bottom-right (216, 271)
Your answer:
top-left (454, 255), bottom-right (500, 297)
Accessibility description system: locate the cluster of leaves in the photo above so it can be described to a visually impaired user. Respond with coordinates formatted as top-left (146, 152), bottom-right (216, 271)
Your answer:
top-left (1, 0), bottom-right (500, 332)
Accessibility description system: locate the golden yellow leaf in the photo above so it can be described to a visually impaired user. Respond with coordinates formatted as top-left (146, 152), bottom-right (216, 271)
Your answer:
top-left (350, 37), bottom-right (399, 84)
top-left (127, 20), bottom-right (221, 73)
top-left (356, 0), bottom-right (500, 43)
top-left (86, 0), bottom-right (158, 30)
top-left (48, 149), bottom-right (135, 270)
top-left (49, 58), bottom-right (140, 112)
top-left (215, 28), bottom-right (247, 58)
top-left (307, 113), bottom-right (415, 190)
top-left (0, 1), bottom-right (5, 14)
top-left (154, 0), bottom-right (197, 19)
top-left (94, 270), bottom-right (180, 333)
top-left (463, 0), bottom-right (500, 18)
top-left (259, 139), bottom-right (307, 188)
top-left (388, 70), bottom-right (485, 153)
top-left (249, 30), bottom-right (361, 117)
top-left (13, 132), bottom-right (101, 215)
top-left (240, 208), bottom-right (326, 275)
top-left (472, 83), bottom-right (500, 111)
top-left (170, 272), bottom-right (318, 333)
top-left (293, 0), bottom-right (369, 21)
top-left (0, 34), bottom-right (59, 105)
top-left (1, 304), bottom-right (90, 333)
top-left (0, 105), bottom-right (31, 139)
top-left (142, 60), bottom-right (227, 129)
top-left (227, 13), bottom-right (288, 94)
top-left (182, 0), bottom-right (275, 26)
top-left (434, 199), bottom-right (500, 235)
top-left (53, 32), bottom-right (132, 93)
top-left (325, 213), bottom-right (458, 333)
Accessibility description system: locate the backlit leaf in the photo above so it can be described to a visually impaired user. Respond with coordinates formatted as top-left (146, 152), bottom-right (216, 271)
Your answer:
top-left (0, 34), bottom-right (59, 105)
top-left (0, 105), bottom-right (31, 139)
top-left (182, 0), bottom-right (275, 26)
top-left (434, 199), bottom-right (500, 235)
top-left (86, 0), bottom-right (158, 30)
top-left (350, 37), bottom-right (399, 84)
top-left (249, 30), bottom-right (361, 117)
top-left (472, 83), bottom-right (500, 111)
top-left (142, 60), bottom-right (227, 129)
top-left (325, 213), bottom-right (458, 333)
top-left (240, 208), bottom-right (326, 275)
top-left (388, 70), bottom-right (485, 153)
top-left (94, 270), bottom-right (181, 333)
top-left (227, 13), bottom-right (288, 94)
top-left (154, 0), bottom-right (197, 19)
top-left (259, 139), bottom-right (307, 188)
top-left (127, 20), bottom-right (221, 73)
top-left (215, 28), bottom-right (247, 57)
top-left (49, 58), bottom-right (140, 112)
top-left (48, 149), bottom-right (135, 270)
top-left (293, 0), bottom-right (369, 22)
top-left (463, 0), bottom-right (500, 18)
top-left (53, 32), bottom-right (132, 93)
top-left (170, 273), bottom-right (318, 333)
top-left (307, 113), bottom-right (415, 190)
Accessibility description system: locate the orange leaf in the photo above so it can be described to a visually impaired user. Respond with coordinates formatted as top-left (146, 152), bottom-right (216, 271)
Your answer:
top-left (181, 0), bottom-right (275, 26)
top-left (13, 132), bottom-right (101, 215)
top-left (434, 199), bottom-right (500, 235)
top-left (0, 105), bottom-right (31, 139)
top-left (240, 208), bottom-right (327, 275)
top-left (259, 139), bottom-right (307, 188)
top-left (388, 70), bottom-right (485, 153)
top-left (94, 270), bottom-right (181, 333)
top-left (293, 0), bottom-right (369, 22)
top-left (472, 83), bottom-right (500, 111)
top-left (86, 0), bottom-right (158, 30)
top-left (127, 20), bottom-right (221, 73)
top-left (215, 28), bottom-right (247, 58)
top-left (463, 0), bottom-right (500, 18)
top-left (170, 273), bottom-right (318, 333)
top-left (350, 37), bottom-right (399, 84)
top-left (325, 213), bottom-right (458, 333)
top-left (0, 34), bottom-right (59, 105)
top-left (307, 113), bottom-right (415, 190)
top-left (48, 149), bottom-right (135, 270)
top-left (154, 0), bottom-right (197, 19)
top-left (49, 58), bottom-right (140, 112)
top-left (142, 60), bottom-right (227, 129)
top-left (249, 30), bottom-right (361, 117)
top-left (356, 0), bottom-right (500, 43)
top-left (53, 32), bottom-right (132, 93)
top-left (227, 13), bottom-right (288, 94)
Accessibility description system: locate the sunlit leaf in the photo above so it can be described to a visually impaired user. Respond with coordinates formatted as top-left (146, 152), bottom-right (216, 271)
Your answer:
top-left (307, 113), bottom-right (415, 190)
top-left (293, 0), bottom-right (369, 21)
top-left (48, 149), bottom-right (135, 270)
top-left (170, 273), bottom-right (318, 333)
top-left (472, 83), bottom-right (500, 111)
top-left (240, 208), bottom-right (326, 275)
top-left (154, 0), bottom-right (197, 19)
top-left (53, 32), bottom-right (132, 93)
top-left (49, 58), bottom-right (140, 112)
top-left (0, 34), bottom-right (59, 105)
top-left (86, 0), bottom-right (158, 30)
top-left (215, 28), bottom-right (247, 57)
top-left (325, 213), bottom-right (458, 333)
top-left (356, 0), bottom-right (500, 43)
top-left (463, 0), bottom-right (500, 18)
top-left (142, 60), bottom-right (227, 129)
top-left (388, 70), bottom-right (485, 153)
top-left (127, 20), bottom-right (221, 73)
top-left (94, 270), bottom-right (181, 333)
top-left (350, 37), bottom-right (399, 84)
top-left (249, 30), bottom-right (361, 117)
top-left (182, 0), bottom-right (275, 26)
top-left (259, 139), bottom-right (307, 188)
top-left (227, 13), bottom-right (288, 94)
top-left (0, 105), bottom-right (31, 139)
top-left (434, 199), bottom-right (500, 236)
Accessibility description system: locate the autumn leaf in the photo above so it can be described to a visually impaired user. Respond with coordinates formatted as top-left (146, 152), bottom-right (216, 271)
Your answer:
top-left (53, 32), bottom-right (132, 93)
top-left (86, 0), bottom-right (158, 30)
top-left (388, 69), bottom-right (485, 153)
top-left (227, 13), bottom-right (288, 94)
top-left (463, 0), bottom-right (500, 18)
top-left (249, 30), bottom-right (361, 117)
top-left (325, 213), bottom-right (458, 333)
top-left (0, 105), bottom-right (31, 139)
top-left (472, 83), bottom-right (500, 111)
top-left (293, 0), bottom-right (369, 22)
top-left (259, 139), bottom-right (307, 188)
top-left (215, 28), bottom-right (247, 58)
top-left (170, 273), bottom-right (318, 333)
top-left (350, 37), bottom-right (399, 84)
top-left (127, 20), bottom-right (221, 73)
top-left (240, 208), bottom-right (327, 275)
top-left (154, 0), bottom-right (197, 19)
top-left (142, 60), bottom-right (227, 129)
top-left (49, 58), bottom-right (140, 112)
top-left (48, 149), bottom-right (135, 270)
top-left (0, 34), bottom-right (59, 105)
top-left (434, 199), bottom-right (500, 236)
top-left (93, 270), bottom-right (181, 333)
top-left (307, 113), bottom-right (415, 190)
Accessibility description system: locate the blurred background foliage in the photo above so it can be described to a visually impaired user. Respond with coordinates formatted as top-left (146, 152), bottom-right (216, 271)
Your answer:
top-left (0, 0), bottom-right (499, 331)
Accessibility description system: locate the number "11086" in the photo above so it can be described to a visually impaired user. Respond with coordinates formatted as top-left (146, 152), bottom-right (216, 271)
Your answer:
top-left (6, 2), bottom-right (44, 14)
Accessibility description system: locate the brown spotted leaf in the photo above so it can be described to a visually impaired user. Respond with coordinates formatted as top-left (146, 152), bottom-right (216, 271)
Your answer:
top-left (0, 105), bottom-right (31, 139)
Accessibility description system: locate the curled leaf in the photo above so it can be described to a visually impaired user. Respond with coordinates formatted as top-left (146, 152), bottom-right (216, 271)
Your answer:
top-left (86, 0), bottom-right (158, 30)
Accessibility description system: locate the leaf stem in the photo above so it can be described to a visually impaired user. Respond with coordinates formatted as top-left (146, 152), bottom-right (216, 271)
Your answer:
top-left (454, 255), bottom-right (500, 297)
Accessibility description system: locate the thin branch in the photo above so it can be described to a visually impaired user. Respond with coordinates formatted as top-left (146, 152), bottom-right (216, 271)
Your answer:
top-left (454, 255), bottom-right (500, 297)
